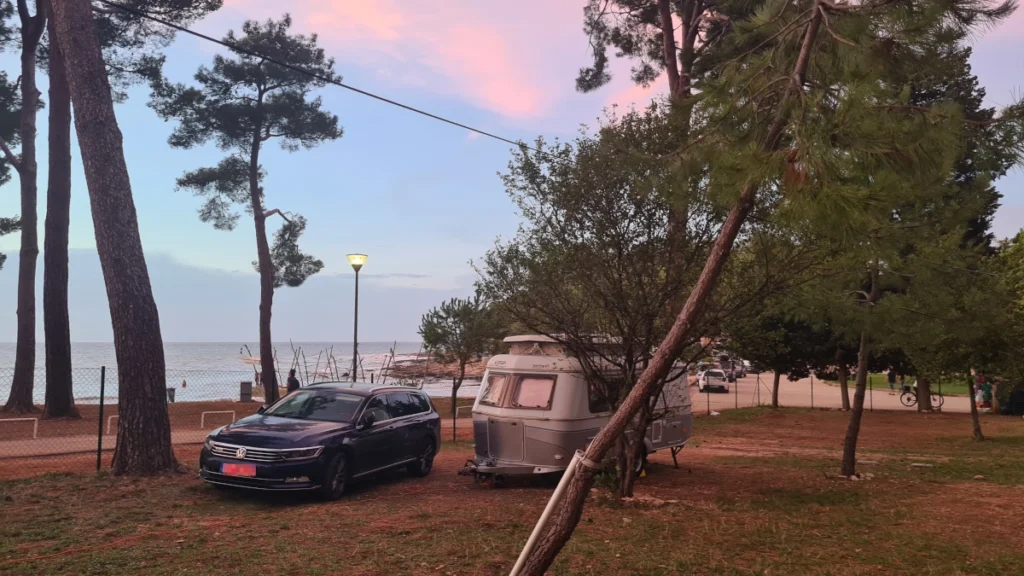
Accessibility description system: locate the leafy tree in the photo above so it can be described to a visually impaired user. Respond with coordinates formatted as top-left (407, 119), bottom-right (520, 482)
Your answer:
top-left (150, 15), bottom-right (341, 402)
top-left (50, 0), bottom-right (176, 474)
top-left (479, 107), bottom-right (814, 498)
top-left (419, 294), bottom-right (502, 441)
top-left (514, 0), bottom-right (1015, 572)
top-left (38, 0), bottom-right (222, 419)
top-left (727, 312), bottom-right (824, 408)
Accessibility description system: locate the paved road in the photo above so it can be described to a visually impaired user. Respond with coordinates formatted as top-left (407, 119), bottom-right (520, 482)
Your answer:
top-left (689, 373), bottom-right (970, 414)
top-left (0, 419), bottom-right (473, 459)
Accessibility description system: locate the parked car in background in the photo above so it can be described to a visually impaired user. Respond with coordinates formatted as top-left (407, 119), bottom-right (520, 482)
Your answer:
top-left (734, 361), bottom-right (747, 378)
top-left (698, 369), bottom-right (730, 393)
top-left (199, 383), bottom-right (441, 500)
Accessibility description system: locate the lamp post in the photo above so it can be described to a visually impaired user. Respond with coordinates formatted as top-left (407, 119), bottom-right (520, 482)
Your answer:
top-left (347, 254), bottom-right (367, 382)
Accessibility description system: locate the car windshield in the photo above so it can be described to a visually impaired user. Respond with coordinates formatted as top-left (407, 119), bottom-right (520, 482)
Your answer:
top-left (264, 390), bottom-right (363, 423)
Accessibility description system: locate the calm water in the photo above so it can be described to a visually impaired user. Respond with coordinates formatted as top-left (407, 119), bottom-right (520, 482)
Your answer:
top-left (0, 342), bottom-right (482, 404)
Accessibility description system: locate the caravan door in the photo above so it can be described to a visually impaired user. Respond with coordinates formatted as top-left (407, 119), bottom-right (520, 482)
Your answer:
top-left (487, 417), bottom-right (525, 461)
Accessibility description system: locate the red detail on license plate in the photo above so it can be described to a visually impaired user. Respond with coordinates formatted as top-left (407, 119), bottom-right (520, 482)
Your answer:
top-left (222, 463), bottom-right (256, 477)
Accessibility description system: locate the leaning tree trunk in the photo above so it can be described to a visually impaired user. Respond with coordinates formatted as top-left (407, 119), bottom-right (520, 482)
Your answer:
top-left (840, 330), bottom-right (871, 477)
top-left (771, 372), bottom-right (781, 408)
top-left (514, 10), bottom-right (825, 572)
top-left (51, 0), bottom-right (175, 474)
top-left (4, 4), bottom-right (45, 415)
top-left (42, 4), bottom-right (78, 420)
top-left (967, 376), bottom-right (984, 441)
top-left (917, 377), bottom-right (934, 412)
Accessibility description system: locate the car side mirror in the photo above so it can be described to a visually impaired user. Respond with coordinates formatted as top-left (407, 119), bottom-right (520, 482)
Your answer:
top-left (257, 405), bottom-right (267, 415)
top-left (357, 413), bottom-right (375, 431)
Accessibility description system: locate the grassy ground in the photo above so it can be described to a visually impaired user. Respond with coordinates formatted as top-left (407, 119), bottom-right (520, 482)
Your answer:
top-left (821, 374), bottom-right (972, 396)
top-left (1, 409), bottom-right (1021, 575)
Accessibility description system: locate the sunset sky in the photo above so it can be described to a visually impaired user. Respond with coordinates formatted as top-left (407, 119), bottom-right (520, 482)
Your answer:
top-left (0, 1), bottom-right (1020, 341)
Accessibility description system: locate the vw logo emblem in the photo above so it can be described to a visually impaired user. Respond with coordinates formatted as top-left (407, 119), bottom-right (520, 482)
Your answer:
top-left (235, 448), bottom-right (247, 459)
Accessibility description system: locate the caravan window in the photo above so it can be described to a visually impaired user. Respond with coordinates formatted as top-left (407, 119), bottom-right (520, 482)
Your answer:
top-left (480, 373), bottom-right (510, 406)
top-left (511, 376), bottom-right (556, 409)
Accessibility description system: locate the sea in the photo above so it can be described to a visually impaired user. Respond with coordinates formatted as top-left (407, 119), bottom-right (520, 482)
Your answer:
top-left (0, 342), bottom-right (483, 404)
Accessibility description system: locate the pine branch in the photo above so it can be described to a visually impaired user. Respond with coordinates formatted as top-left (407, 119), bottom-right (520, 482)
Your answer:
top-left (818, 5), bottom-right (857, 46)
top-left (0, 138), bottom-right (21, 173)
top-left (263, 208), bottom-right (292, 223)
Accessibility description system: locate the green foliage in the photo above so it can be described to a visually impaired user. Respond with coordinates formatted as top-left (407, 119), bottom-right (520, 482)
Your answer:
top-left (34, 1), bottom-right (224, 101)
top-left (264, 215), bottom-right (324, 289)
top-left (175, 156), bottom-right (258, 231)
top-left (149, 14), bottom-right (342, 153)
top-left (419, 294), bottom-right (501, 385)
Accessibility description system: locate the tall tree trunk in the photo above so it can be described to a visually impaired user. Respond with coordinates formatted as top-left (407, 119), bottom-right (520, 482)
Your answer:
top-left (4, 2), bottom-right (45, 415)
top-left (838, 357), bottom-right (851, 411)
top-left (51, 0), bottom-right (175, 474)
top-left (917, 376), bottom-right (933, 412)
top-left (514, 10), bottom-right (824, 573)
top-left (771, 372), bottom-right (781, 408)
top-left (247, 98), bottom-right (277, 404)
top-left (967, 376), bottom-right (984, 441)
top-left (42, 2), bottom-right (77, 420)
top-left (840, 330), bottom-right (871, 477)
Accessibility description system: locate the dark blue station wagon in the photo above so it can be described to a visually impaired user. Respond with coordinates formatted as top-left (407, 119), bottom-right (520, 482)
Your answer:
top-left (199, 383), bottom-right (442, 500)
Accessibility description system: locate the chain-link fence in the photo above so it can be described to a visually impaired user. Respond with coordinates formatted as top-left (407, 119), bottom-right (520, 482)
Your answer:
top-left (691, 372), bottom-right (974, 415)
top-left (1, 367), bottom-right (976, 479)
top-left (0, 367), bottom-right (272, 478)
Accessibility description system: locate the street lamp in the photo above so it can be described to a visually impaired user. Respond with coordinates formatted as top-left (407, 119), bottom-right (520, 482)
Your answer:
top-left (346, 254), bottom-right (367, 382)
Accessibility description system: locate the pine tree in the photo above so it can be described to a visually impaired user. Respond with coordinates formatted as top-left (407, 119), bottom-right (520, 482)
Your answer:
top-left (150, 15), bottom-right (341, 402)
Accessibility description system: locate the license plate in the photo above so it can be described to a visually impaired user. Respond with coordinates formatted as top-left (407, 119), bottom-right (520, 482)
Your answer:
top-left (221, 463), bottom-right (256, 477)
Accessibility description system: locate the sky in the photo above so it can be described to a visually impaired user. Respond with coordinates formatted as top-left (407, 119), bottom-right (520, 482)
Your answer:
top-left (0, 1), bottom-right (1020, 342)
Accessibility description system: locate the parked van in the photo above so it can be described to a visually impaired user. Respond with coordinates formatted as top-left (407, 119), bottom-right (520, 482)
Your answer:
top-left (460, 335), bottom-right (692, 482)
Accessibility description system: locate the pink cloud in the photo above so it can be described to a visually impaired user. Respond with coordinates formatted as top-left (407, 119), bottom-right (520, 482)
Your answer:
top-left (219, 0), bottom-right (581, 119)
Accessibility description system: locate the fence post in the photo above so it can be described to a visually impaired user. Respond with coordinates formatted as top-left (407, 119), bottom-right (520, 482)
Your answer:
top-left (869, 378), bottom-right (873, 412)
top-left (810, 373), bottom-right (814, 409)
top-left (706, 386), bottom-right (711, 415)
top-left (735, 375), bottom-right (739, 410)
top-left (757, 374), bottom-right (761, 407)
top-left (97, 366), bottom-right (106, 472)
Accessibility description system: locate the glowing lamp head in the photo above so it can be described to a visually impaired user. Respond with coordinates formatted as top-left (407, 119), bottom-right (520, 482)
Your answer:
top-left (347, 253), bottom-right (368, 272)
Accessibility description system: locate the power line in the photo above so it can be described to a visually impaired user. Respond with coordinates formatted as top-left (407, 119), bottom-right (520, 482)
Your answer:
top-left (93, 0), bottom-right (536, 152)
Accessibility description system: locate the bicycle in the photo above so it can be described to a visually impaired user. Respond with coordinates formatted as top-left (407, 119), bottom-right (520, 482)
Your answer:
top-left (899, 385), bottom-right (944, 409)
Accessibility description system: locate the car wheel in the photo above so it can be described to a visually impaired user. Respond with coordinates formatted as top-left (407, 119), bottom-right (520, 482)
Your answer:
top-left (407, 440), bottom-right (435, 478)
top-left (319, 453), bottom-right (349, 501)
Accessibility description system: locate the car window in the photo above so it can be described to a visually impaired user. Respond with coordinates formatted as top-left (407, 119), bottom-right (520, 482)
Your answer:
top-left (388, 393), bottom-right (426, 418)
top-left (362, 395), bottom-right (391, 423)
top-left (265, 390), bottom-right (363, 423)
top-left (410, 393), bottom-right (432, 413)
top-left (480, 373), bottom-right (509, 406)
top-left (512, 376), bottom-right (556, 409)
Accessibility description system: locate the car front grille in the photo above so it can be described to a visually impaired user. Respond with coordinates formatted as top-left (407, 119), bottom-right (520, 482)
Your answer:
top-left (209, 442), bottom-right (285, 463)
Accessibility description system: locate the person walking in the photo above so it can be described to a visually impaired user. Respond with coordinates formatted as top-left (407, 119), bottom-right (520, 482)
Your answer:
top-left (898, 374), bottom-right (905, 393)
top-left (286, 369), bottom-right (301, 394)
top-left (887, 368), bottom-right (897, 395)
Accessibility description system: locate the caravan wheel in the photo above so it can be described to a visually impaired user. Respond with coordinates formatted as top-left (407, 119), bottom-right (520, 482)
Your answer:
top-left (634, 448), bottom-right (648, 475)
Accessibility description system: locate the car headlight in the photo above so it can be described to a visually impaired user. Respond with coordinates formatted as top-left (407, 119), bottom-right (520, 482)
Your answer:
top-left (204, 436), bottom-right (215, 450)
top-left (281, 446), bottom-right (324, 461)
